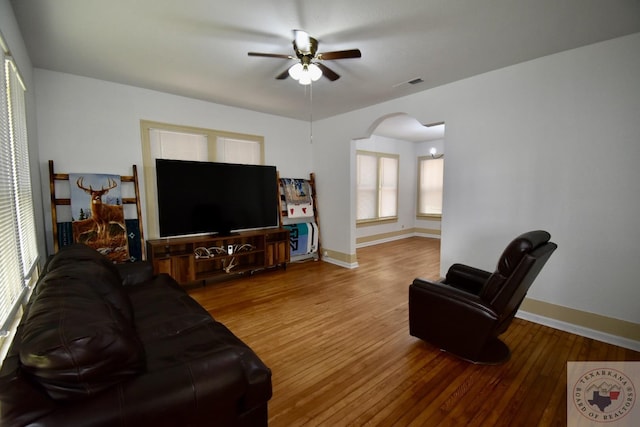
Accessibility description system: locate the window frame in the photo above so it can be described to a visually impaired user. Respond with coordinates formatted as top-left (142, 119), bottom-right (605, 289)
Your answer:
top-left (140, 120), bottom-right (265, 238)
top-left (356, 150), bottom-right (399, 226)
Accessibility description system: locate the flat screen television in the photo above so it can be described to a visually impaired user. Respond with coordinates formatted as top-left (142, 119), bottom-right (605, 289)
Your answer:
top-left (155, 159), bottom-right (279, 237)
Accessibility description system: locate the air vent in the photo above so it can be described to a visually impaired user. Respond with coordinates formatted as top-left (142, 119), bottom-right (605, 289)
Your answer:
top-left (424, 121), bottom-right (445, 127)
top-left (392, 77), bottom-right (425, 88)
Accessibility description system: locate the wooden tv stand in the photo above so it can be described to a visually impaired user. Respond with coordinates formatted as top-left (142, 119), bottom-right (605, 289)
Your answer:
top-left (146, 228), bottom-right (290, 285)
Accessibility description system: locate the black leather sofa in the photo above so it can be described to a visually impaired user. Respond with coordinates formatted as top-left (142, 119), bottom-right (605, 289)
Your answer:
top-left (0, 244), bottom-right (272, 426)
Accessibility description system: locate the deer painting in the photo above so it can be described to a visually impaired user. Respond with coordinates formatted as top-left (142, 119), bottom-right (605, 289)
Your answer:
top-left (74, 177), bottom-right (126, 241)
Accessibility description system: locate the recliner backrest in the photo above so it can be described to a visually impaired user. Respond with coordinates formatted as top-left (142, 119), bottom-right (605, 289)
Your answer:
top-left (480, 231), bottom-right (557, 316)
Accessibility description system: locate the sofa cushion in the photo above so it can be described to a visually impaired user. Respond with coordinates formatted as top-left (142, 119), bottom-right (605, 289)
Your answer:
top-left (125, 275), bottom-right (273, 407)
top-left (19, 274), bottom-right (145, 401)
top-left (19, 245), bottom-right (145, 401)
top-left (42, 244), bottom-right (135, 325)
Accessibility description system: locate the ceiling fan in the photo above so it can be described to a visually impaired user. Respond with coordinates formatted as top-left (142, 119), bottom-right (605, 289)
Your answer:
top-left (248, 30), bottom-right (361, 85)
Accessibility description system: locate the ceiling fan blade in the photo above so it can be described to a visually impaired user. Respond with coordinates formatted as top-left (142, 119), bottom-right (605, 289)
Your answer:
top-left (275, 69), bottom-right (290, 80)
top-left (248, 52), bottom-right (292, 59)
top-left (316, 63), bottom-right (340, 81)
top-left (318, 49), bottom-right (362, 60)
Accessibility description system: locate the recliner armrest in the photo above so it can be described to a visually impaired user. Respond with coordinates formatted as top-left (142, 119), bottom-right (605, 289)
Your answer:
top-left (411, 278), bottom-right (497, 319)
top-left (409, 279), bottom-right (500, 360)
top-left (115, 261), bottom-right (154, 286)
top-left (444, 263), bottom-right (491, 294)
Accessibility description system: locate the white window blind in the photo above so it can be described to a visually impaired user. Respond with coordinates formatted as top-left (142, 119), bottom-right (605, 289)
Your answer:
top-left (379, 156), bottom-right (398, 218)
top-left (218, 137), bottom-right (261, 165)
top-left (8, 60), bottom-right (38, 277)
top-left (356, 151), bottom-right (398, 222)
top-left (0, 48), bottom-right (38, 341)
top-left (148, 130), bottom-right (262, 165)
top-left (356, 153), bottom-right (377, 220)
top-left (418, 157), bottom-right (444, 215)
top-left (149, 129), bottom-right (208, 161)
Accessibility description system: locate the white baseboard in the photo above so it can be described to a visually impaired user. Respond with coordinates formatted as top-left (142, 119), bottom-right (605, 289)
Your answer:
top-left (414, 232), bottom-right (441, 239)
top-left (356, 234), bottom-right (407, 248)
top-left (321, 256), bottom-right (358, 269)
top-left (516, 310), bottom-right (640, 352)
top-left (356, 231), bottom-right (440, 249)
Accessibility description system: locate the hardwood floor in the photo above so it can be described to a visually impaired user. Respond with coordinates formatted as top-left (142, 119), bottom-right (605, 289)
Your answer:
top-left (187, 237), bottom-right (640, 426)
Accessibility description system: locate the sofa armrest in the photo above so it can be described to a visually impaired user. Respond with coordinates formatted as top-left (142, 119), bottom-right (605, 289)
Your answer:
top-left (11, 346), bottom-right (269, 427)
top-left (115, 261), bottom-right (154, 286)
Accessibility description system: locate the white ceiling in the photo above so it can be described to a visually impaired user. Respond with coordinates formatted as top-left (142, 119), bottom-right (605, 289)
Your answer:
top-left (9, 0), bottom-right (640, 142)
top-left (372, 114), bottom-right (445, 142)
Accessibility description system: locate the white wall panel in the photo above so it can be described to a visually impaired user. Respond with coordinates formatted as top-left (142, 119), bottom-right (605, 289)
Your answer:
top-left (34, 70), bottom-right (311, 252)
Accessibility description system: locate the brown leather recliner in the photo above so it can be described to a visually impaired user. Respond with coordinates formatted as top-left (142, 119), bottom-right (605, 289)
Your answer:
top-left (409, 230), bottom-right (557, 364)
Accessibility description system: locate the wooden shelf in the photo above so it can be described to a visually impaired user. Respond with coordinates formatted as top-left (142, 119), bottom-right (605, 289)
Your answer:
top-left (146, 228), bottom-right (289, 285)
top-left (278, 172), bottom-right (321, 261)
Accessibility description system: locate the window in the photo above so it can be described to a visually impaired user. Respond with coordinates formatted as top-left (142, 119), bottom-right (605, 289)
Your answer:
top-left (417, 156), bottom-right (444, 217)
top-left (150, 129), bottom-right (209, 161)
top-left (140, 120), bottom-right (264, 238)
top-left (356, 151), bottom-right (398, 223)
top-left (1, 40), bottom-right (39, 359)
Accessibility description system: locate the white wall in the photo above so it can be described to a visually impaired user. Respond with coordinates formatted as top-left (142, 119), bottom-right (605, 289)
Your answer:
top-left (440, 34), bottom-right (640, 326)
top-left (34, 70), bottom-right (312, 253)
top-left (313, 33), bottom-right (640, 326)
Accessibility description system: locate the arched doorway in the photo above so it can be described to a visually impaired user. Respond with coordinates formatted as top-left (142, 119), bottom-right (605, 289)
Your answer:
top-left (353, 113), bottom-right (445, 249)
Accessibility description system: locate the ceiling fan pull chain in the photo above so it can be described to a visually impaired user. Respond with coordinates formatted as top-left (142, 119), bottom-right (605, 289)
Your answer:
top-left (309, 83), bottom-right (313, 144)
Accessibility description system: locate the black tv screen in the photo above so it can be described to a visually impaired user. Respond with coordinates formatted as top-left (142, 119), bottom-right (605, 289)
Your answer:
top-left (155, 159), bottom-right (279, 237)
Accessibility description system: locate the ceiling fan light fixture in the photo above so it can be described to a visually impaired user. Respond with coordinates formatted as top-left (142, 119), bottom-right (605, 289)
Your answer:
top-left (289, 63), bottom-right (323, 85)
top-left (288, 62), bottom-right (304, 80)
top-left (298, 69), bottom-right (312, 85)
top-left (308, 63), bottom-right (322, 81)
